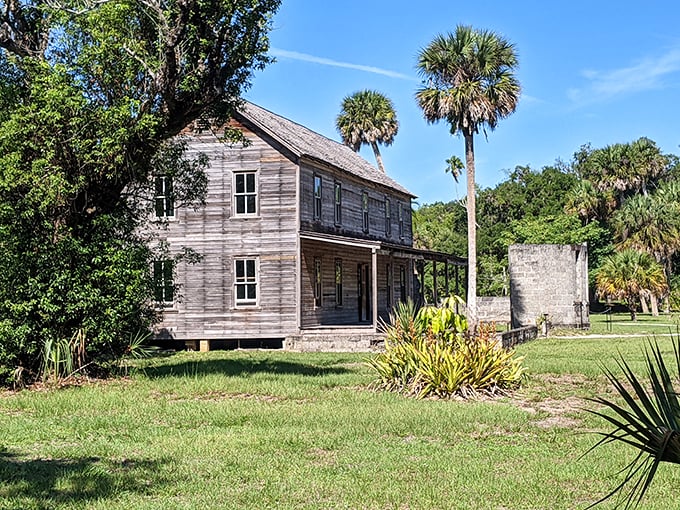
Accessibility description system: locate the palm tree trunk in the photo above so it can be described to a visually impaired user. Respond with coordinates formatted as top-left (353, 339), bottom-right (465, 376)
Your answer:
top-left (640, 291), bottom-right (649, 314)
top-left (650, 293), bottom-right (659, 316)
top-left (464, 131), bottom-right (477, 330)
top-left (370, 141), bottom-right (386, 173)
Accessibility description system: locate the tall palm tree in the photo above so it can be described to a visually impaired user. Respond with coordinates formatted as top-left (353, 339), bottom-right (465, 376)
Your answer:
top-left (595, 249), bottom-right (668, 321)
top-left (335, 90), bottom-right (398, 173)
top-left (415, 25), bottom-right (521, 328)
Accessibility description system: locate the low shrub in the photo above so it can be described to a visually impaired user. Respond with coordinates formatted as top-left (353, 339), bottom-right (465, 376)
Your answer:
top-left (367, 297), bottom-right (524, 398)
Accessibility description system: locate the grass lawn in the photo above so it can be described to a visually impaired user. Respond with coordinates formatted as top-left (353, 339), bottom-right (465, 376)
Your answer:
top-left (572, 311), bottom-right (680, 337)
top-left (1, 331), bottom-right (680, 509)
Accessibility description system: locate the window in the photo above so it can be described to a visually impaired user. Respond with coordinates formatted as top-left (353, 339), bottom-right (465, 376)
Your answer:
top-left (234, 171), bottom-right (257, 215)
top-left (235, 258), bottom-right (258, 306)
top-left (386, 263), bottom-right (393, 309)
top-left (314, 258), bottom-right (322, 307)
top-left (335, 258), bottom-right (343, 306)
top-left (154, 176), bottom-right (174, 218)
top-left (334, 182), bottom-right (342, 225)
top-left (398, 203), bottom-right (404, 239)
top-left (362, 191), bottom-right (369, 233)
top-left (153, 259), bottom-right (174, 305)
top-left (313, 174), bottom-right (322, 220)
top-left (384, 198), bottom-right (391, 236)
top-left (399, 265), bottom-right (406, 302)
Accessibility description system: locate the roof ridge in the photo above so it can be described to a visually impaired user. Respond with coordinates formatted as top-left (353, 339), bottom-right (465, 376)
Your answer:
top-left (237, 100), bottom-right (415, 197)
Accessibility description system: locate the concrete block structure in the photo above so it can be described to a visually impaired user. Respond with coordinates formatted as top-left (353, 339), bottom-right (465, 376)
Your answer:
top-left (508, 244), bottom-right (589, 329)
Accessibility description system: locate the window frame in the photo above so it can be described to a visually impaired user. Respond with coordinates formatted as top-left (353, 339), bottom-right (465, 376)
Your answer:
top-left (335, 258), bottom-right (343, 307)
top-left (399, 265), bottom-right (407, 302)
top-left (384, 197), bottom-right (392, 237)
top-left (362, 191), bottom-right (369, 233)
top-left (153, 259), bottom-right (174, 306)
top-left (314, 257), bottom-right (323, 308)
top-left (154, 175), bottom-right (175, 219)
top-left (398, 202), bottom-right (405, 239)
top-left (233, 170), bottom-right (259, 217)
top-left (386, 263), bottom-right (393, 309)
top-left (313, 174), bottom-right (322, 221)
top-left (234, 258), bottom-right (259, 307)
top-left (334, 181), bottom-right (342, 225)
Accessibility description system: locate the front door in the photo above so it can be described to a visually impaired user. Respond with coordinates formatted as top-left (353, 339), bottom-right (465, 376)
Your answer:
top-left (357, 263), bottom-right (370, 322)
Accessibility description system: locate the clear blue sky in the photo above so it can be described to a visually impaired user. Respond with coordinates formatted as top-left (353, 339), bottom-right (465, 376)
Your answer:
top-left (245, 1), bottom-right (680, 205)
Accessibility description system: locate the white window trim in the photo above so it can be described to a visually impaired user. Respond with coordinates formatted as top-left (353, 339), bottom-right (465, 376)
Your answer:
top-left (313, 174), bottom-right (322, 221)
top-left (153, 259), bottom-right (175, 307)
top-left (398, 202), bottom-right (405, 239)
top-left (232, 170), bottom-right (259, 218)
top-left (154, 175), bottom-right (176, 220)
top-left (314, 257), bottom-right (323, 308)
top-left (362, 191), bottom-right (369, 233)
top-left (334, 181), bottom-right (342, 226)
top-left (234, 257), bottom-right (259, 307)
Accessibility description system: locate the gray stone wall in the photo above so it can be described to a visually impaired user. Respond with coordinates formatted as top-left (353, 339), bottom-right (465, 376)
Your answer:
top-left (477, 296), bottom-right (511, 324)
top-left (509, 244), bottom-right (589, 329)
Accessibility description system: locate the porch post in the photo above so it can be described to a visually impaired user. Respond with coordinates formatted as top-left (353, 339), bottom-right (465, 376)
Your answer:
top-left (372, 248), bottom-right (378, 331)
top-left (444, 261), bottom-right (449, 298)
top-left (432, 261), bottom-right (438, 305)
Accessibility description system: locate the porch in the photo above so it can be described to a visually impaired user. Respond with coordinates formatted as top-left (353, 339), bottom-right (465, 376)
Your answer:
top-left (298, 232), bottom-right (467, 337)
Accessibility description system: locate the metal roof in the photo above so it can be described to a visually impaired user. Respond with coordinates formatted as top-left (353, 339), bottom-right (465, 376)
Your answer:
top-left (236, 101), bottom-right (415, 198)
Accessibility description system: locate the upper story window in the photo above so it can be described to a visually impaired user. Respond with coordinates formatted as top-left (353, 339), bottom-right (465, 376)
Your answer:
top-left (154, 175), bottom-right (174, 218)
top-left (362, 191), bottom-right (369, 233)
top-left (398, 202), bottom-right (405, 239)
top-left (234, 171), bottom-right (258, 216)
top-left (384, 198), bottom-right (392, 237)
top-left (153, 259), bottom-right (174, 305)
top-left (313, 174), bottom-right (322, 220)
top-left (235, 258), bottom-right (258, 306)
top-left (334, 182), bottom-right (342, 225)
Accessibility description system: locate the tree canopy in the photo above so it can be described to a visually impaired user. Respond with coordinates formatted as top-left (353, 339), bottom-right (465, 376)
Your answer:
top-left (415, 25), bottom-right (521, 327)
top-left (0, 0), bottom-right (280, 385)
top-left (335, 89), bottom-right (398, 173)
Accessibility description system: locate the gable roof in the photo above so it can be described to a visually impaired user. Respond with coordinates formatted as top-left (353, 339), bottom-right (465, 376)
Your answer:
top-left (235, 101), bottom-right (414, 197)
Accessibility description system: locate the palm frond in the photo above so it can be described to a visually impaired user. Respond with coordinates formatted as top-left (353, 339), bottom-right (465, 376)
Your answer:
top-left (585, 335), bottom-right (680, 508)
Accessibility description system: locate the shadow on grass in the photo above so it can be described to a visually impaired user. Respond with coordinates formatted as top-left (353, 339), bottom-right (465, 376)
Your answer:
top-left (0, 450), bottom-right (169, 509)
top-left (144, 356), bottom-right (353, 379)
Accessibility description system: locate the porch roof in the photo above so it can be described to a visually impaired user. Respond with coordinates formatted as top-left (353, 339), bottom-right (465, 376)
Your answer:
top-left (299, 231), bottom-right (467, 266)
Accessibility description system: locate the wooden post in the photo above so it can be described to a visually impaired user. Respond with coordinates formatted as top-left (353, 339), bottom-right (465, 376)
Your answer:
top-left (444, 261), bottom-right (450, 298)
top-left (199, 340), bottom-right (210, 352)
top-left (432, 261), bottom-right (438, 305)
top-left (371, 248), bottom-right (378, 331)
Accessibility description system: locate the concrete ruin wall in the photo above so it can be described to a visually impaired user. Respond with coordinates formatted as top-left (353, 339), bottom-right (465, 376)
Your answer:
top-left (477, 296), bottom-right (511, 324)
top-left (509, 244), bottom-right (589, 329)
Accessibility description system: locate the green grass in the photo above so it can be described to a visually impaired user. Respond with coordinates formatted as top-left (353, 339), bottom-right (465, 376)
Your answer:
top-left (584, 311), bottom-right (680, 336)
top-left (0, 344), bottom-right (679, 509)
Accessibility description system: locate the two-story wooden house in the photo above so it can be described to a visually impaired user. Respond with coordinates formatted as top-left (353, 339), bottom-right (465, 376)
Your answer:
top-left (154, 101), bottom-right (465, 351)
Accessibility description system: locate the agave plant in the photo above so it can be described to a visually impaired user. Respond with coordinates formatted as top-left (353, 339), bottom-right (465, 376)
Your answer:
top-left (586, 337), bottom-right (680, 509)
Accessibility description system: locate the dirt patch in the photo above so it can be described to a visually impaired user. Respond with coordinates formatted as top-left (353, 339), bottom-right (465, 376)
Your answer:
top-left (307, 447), bottom-right (337, 467)
top-left (512, 373), bottom-right (597, 428)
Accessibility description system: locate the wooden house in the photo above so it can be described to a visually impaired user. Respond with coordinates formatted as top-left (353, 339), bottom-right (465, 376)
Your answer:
top-left (153, 101), bottom-right (465, 351)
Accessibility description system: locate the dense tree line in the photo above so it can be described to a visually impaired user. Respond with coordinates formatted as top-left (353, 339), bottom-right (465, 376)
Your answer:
top-left (414, 138), bottom-right (680, 312)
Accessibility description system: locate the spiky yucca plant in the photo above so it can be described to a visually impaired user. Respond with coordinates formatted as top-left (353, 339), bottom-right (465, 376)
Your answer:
top-left (367, 297), bottom-right (524, 398)
top-left (586, 337), bottom-right (680, 509)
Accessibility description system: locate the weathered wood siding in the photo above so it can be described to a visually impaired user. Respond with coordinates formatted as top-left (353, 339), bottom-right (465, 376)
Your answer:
top-left (299, 163), bottom-right (413, 246)
top-left (155, 122), bottom-right (298, 340)
top-left (300, 239), bottom-right (413, 328)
